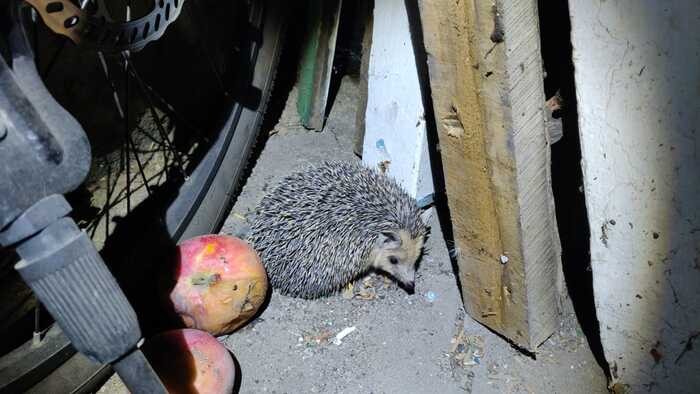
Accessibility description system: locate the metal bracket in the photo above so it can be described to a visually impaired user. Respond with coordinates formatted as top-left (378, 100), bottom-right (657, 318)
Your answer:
top-left (0, 12), bottom-right (91, 229)
top-left (22, 0), bottom-right (186, 53)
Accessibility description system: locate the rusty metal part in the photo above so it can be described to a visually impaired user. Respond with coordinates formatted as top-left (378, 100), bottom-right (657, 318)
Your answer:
top-left (23, 0), bottom-right (87, 44)
top-left (23, 0), bottom-right (186, 53)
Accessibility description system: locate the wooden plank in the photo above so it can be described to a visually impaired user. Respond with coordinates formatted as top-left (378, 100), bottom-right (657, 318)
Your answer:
top-left (362, 0), bottom-right (434, 205)
top-left (570, 1), bottom-right (700, 391)
top-left (296, 0), bottom-right (343, 131)
top-left (416, 0), bottom-right (561, 349)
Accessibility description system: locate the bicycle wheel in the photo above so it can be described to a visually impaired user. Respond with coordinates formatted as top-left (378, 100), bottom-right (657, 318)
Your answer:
top-left (0, 0), bottom-right (285, 392)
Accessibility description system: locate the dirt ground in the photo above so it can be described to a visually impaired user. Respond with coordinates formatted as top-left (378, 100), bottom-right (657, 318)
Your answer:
top-left (99, 75), bottom-right (608, 394)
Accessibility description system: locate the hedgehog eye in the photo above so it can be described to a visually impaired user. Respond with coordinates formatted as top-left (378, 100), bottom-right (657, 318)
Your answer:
top-left (389, 256), bottom-right (399, 265)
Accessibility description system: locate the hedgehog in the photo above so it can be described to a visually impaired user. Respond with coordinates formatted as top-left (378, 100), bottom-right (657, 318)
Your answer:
top-left (247, 160), bottom-right (428, 299)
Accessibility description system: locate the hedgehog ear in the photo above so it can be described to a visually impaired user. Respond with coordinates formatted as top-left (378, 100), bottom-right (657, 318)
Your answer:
top-left (379, 231), bottom-right (402, 249)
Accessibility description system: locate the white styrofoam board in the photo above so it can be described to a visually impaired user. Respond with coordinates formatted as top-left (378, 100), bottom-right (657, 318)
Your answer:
top-left (362, 0), bottom-right (434, 207)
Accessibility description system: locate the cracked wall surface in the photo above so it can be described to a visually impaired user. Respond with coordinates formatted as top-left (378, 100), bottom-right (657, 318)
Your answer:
top-left (569, 1), bottom-right (700, 391)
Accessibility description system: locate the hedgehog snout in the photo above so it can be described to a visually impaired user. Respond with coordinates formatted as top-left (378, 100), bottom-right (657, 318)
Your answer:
top-left (390, 262), bottom-right (416, 294)
top-left (402, 279), bottom-right (415, 294)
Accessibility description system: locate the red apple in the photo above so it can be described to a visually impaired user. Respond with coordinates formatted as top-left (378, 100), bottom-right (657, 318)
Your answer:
top-left (144, 328), bottom-right (235, 394)
top-left (167, 234), bottom-right (267, 336)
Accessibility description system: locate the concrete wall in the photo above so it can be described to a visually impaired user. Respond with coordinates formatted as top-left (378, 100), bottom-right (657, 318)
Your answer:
top-left (569, 1), bottom-right (700, 391)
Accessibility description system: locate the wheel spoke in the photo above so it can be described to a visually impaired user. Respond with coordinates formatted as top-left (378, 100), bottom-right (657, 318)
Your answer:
top-left (87, 168), bottom-right (165, 236)
top-left (30, 9), bottom-right (39, 67)
top-left (97, 52), bottom-right (126, 118)
top-left (125, 71), bottom-right (205, 137)
top-left (134, 125), bottom-right (168, 150)
top-left (127, 133), bottom-right (152, 196)
top-left (126, 58), bottom-right (188, 177)
top-left (122, 53), bottom-right (132, 214)
top-left (94, 49), bottom-right (162, 222)
top-left (119, 126), bottom-right (131, 214)
top-left (104, 161), bottom-right (112, 240)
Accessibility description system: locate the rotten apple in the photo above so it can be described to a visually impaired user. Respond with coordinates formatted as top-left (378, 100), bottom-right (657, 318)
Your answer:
top-left (166, 234), bottom-right (267, 336)
top-left (144, 328), bottom-right (235, 394)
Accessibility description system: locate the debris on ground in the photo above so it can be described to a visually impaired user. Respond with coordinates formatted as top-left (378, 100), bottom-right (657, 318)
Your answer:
top-left (545, 312), bottom-right (587, 353)
top-left (356, 277), bottom-right (378, 300)
top-left (449, 322), bottom-right (484, 369)
top-left (342, 283), bottom-right (354, 299)
top-left (332, 326), bottom-right (357, 345)
top-left (340, 274), bottom-right (392, 301)
top-left (231, 212), bottom-right (247, 221)
top-left (299, 329), bottom-right (334, 347)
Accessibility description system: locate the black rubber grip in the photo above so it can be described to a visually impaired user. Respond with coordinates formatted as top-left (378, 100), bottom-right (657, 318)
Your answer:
top-left (15, 218), bottom-right (141, 364)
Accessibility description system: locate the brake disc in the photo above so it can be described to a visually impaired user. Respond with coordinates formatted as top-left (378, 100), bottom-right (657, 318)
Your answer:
top-left (22, 0), bottom-right (185, 53)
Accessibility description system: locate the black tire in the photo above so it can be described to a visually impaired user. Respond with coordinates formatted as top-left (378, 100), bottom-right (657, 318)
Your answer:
top-left (166, 0), bottom-right (286, 242)
top-left (0, 0), bottom-right (285, 392)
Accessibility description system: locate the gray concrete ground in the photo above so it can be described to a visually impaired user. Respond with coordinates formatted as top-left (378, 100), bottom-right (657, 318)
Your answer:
top-left (99, 76), bottom-right (608, 394)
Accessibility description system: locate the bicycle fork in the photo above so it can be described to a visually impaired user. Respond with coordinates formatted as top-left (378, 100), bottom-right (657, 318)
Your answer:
top-left (1, 196), bottom-right (168, 394)
top-left (0, 6), bottom-right (167, 392)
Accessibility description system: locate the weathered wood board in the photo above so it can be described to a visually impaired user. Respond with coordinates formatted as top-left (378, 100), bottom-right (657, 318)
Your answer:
top-left (417, 0), bottom-right (561, 349)
top-left (297, 0), bottom-right (343, 131)
top-left (569, 1), bottom-right (700, 391)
